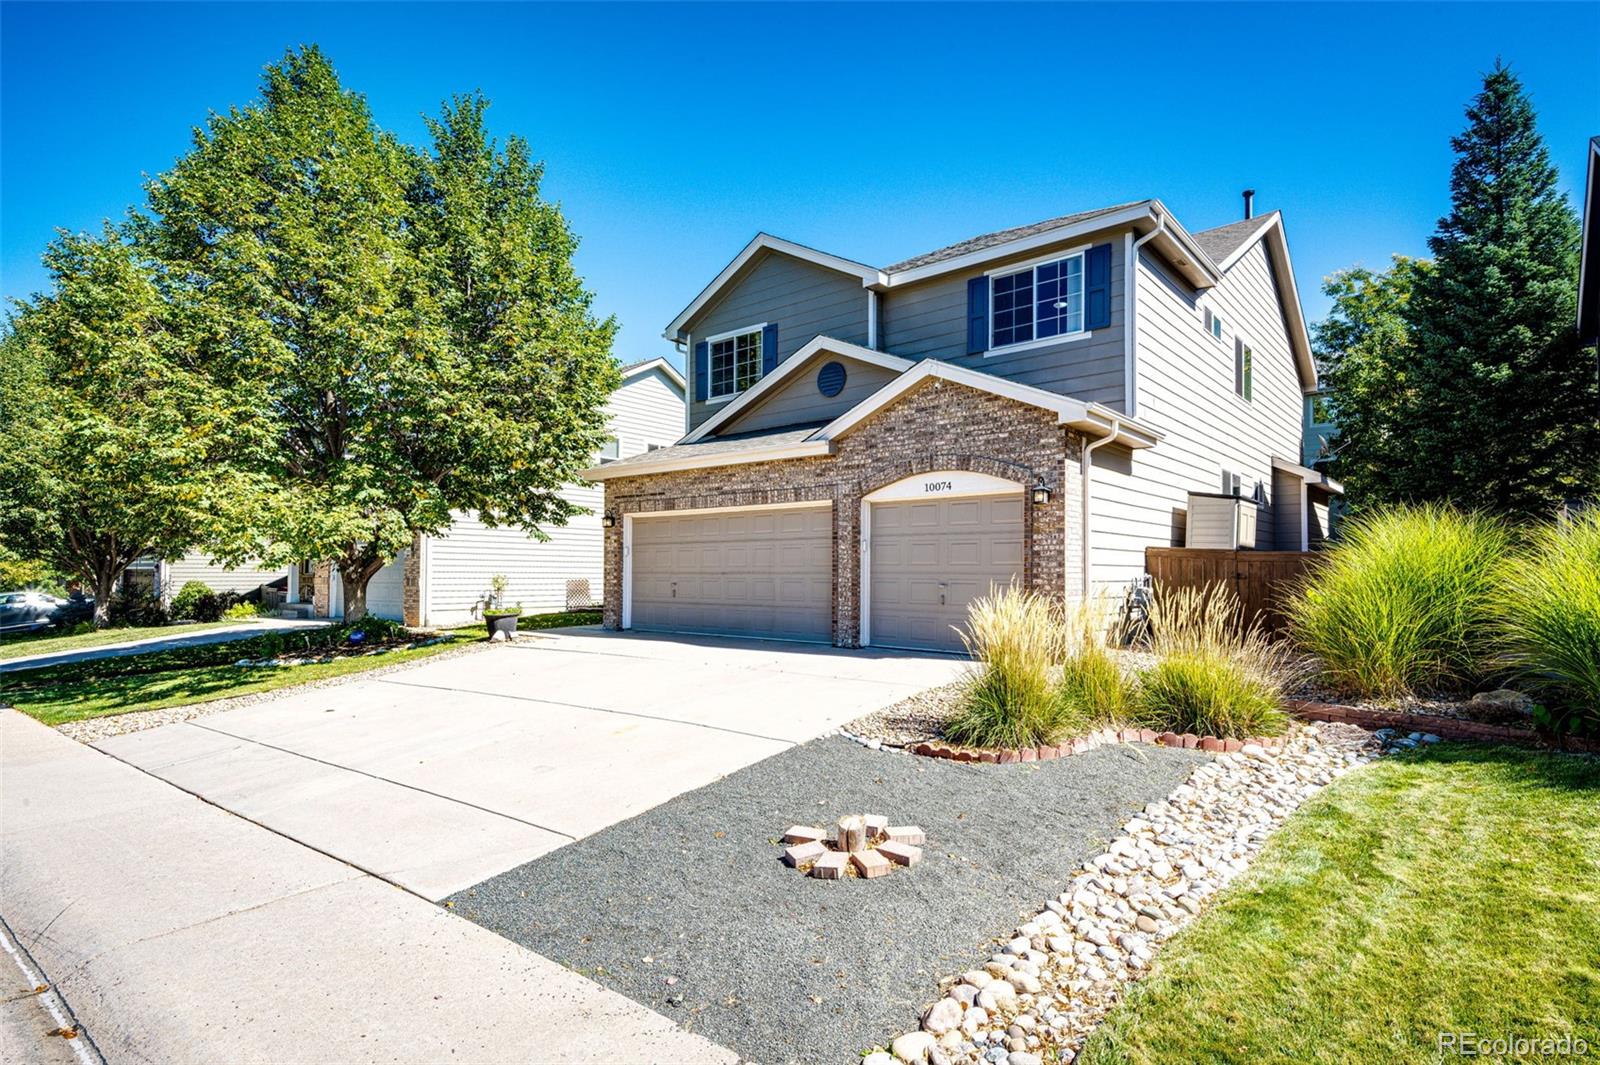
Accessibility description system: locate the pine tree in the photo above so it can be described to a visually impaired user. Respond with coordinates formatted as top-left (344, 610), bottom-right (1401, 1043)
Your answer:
top-left (1405, 62), bottom-right (1599, 516)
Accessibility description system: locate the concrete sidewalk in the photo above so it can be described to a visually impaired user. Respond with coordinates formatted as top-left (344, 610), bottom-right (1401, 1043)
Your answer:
top-left (0, 710), bottom-right (735, 1065)
top-left (0, 618), bottom-right (330, 674)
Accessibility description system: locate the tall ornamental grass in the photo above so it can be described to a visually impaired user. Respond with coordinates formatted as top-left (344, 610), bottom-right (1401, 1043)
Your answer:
top-left (1499, 510), bottom-right (1600, 727)
top-left (1287, 504), bottom-right (1507, 698)
top-left (1055, 595), bottom-right (1137, 731)
top-left (1136, 583), bottom-right (1295, 738)
top-left (946, 586), bottom-right (1065, 749)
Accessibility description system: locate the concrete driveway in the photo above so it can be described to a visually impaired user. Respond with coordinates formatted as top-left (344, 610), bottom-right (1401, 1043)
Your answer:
top-left (93, 629), bottom-right (966, 900)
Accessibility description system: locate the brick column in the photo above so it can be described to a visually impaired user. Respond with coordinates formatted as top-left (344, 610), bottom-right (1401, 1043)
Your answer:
top-left (402, 535), bottom-right (424, 627)
top-left (312, 561), bottom-right (334, 618)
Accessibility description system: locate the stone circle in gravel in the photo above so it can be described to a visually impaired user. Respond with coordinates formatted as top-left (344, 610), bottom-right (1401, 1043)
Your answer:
top-left (782, 816), bottom-right (925, 879)
top-left (870, 721), bottom-right (1383, 1065)
top-left (444, 734), bottom-right (1204, 1065)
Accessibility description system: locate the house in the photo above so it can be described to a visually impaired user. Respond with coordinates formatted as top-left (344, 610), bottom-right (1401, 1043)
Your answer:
top-left (1580, 136), bottom-right (1600, 351)
top-left (118, 554), bottom-right (290, 606)
top-left (582, 195), bottom-right (1341, 652)
top-left (285, 358), bottom-right (686, 625)
top-left (1302, 388), bottom-right (1338, 469)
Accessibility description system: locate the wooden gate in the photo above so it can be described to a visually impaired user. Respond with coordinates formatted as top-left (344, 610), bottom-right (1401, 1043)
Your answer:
top-left (1144, 548), bottom-right (1322, 636)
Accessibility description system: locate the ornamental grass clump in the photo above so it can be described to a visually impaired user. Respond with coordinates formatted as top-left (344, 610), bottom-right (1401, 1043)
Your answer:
top-left (945, 586), bottom-right (1065, 749)
top-left (1498, 510), bottom-right (1600, 730)
top-left (1287, 504), bottom-right (1507, 699)
top-left (1136, 583), bottom-right (1294, 738)
top-left (1055, 595), bottom-right (1137, 731)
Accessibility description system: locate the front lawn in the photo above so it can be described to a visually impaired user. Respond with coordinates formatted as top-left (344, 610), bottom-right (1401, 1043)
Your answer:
top-left (0, 620), bottom-right (235, 661)
top-left (1079, 744), bottom-right (1600, 1065)
top-left (3, 634), bottom-right (481, 727)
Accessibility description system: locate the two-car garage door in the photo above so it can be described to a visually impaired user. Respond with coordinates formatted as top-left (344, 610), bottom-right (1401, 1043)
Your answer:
top-left (629, 505), bottom-right (832, 643)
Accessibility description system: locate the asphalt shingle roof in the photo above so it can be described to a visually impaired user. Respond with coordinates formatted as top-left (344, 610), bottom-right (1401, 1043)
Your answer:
top-left (884, 201), bottom-right (1151, 273)
top-left (1192, 213), bottom-right (1277, 266)
top-left (590, 424), bottom-right (823, 473)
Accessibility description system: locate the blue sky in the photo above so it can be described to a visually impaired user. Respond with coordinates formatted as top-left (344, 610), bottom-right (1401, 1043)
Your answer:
top-left (3, 2), bottom-right (1597, 369)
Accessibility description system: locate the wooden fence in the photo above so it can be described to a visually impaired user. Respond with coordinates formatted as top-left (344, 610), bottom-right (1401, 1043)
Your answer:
top-left (1144, 548), bottom-right (1323, 636)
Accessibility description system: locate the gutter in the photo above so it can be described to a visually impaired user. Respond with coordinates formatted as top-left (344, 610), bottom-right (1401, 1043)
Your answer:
top-left (1124, 214), bottom-right (1166, 419)
top-left (1080, 416), bottom-right (1120, 598)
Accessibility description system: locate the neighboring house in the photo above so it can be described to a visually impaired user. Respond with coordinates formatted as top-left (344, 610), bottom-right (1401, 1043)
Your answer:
top-left (119, 553), bottom-right (290, 606)
top-left (1579, 136), bottom-right (1599, 352)
top-left (584, 195), bottom-right (1342, 652)
top-left (1302, 388), bottom-right (1338, 469)
top-left (295, 358), bottom-right (685, 625)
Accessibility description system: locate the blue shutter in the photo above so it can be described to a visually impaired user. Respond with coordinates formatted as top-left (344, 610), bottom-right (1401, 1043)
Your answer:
top-left (966, 277), bottom-right (989, 354)
top-left (693, 341), bottom-right (709, 403)
top-left (762, 323), bottom-right (779, 376)
top-left (1085, 243), bottom-right (1112, 330)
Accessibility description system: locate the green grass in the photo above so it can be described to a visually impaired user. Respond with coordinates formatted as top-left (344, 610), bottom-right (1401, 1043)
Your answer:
top-left (1078, 744), bottom-right (1600, 1065)
top-left (1500, 510), bottom-right (1600, 729)
top-left (0, 620), bottom-right (236, 661)
top-left (1287, 504), bottom-right (1508, 699)
top-left (518, 609), bottom-right (602, 631)
top-left (3, 634), bottom-right (479, 727)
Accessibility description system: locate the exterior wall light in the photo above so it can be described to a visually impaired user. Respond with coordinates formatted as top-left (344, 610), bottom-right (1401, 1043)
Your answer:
top-left (602, 512), bottom-right (617, 528)
top-left (1031, 485), bottom-right (1052, 505)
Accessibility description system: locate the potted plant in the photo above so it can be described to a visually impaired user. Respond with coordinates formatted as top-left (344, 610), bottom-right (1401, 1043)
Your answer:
top-left (482, 574), bottom-right (522, 639)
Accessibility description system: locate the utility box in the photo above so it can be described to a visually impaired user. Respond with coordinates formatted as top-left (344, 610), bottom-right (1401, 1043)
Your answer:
top-left (1185, 492), bottom-right (1259, 550)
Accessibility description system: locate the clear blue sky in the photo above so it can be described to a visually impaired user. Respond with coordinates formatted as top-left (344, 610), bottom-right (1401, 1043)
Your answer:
top-left (4, 2), bottom-right (1597, 369)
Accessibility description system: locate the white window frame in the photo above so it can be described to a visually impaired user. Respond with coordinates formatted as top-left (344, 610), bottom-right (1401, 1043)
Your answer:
top-left (703, 323), bottom-right (766, 404)
top-left (984, 246), bottom-right (1091, 356)
top-left (1235, 336), bottom-right (1254, 403)
top-left (1204, 306), bottom-right (1225, 342)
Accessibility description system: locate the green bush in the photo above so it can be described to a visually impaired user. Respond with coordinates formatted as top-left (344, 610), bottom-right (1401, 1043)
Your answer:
top-left (109, 591), bottom-right (168, 627)
top-left (1288, 504), bottom-right (1507, 698)
top-left (1136, 583), bottom-right (1295, 738)
top-left (1055, 596), bottom-right (1137, 730)
top-left (1499, 510), bottom-right (1600, 731)
top-left (945, 587), bottom-right (1065, 749)
top-left (170, 580), bottom-right (219, 621)
top-left (222, 600), bottom-right (266, 621)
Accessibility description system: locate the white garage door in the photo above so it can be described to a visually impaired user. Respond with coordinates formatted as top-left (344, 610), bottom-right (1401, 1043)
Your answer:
top-left (868, 493), bottom-right (1024, 652)
top-left (629, 505), bottom-right (832, 643)
top-left (365, 550), bottom-right (407, 621)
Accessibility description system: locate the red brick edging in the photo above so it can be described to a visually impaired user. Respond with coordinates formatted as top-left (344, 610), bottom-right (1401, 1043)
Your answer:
top-left (1286, 699), bottom-right (1600, 753)
top-left (904, 727), bottom-right (1287, 765)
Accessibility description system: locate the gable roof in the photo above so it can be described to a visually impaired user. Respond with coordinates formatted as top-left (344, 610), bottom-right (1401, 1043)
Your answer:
top-left (1207, 213), bottom-right (1317, 391)
top-left (884, 201), bottom-right (1149, 272)
top-left (1192, 214), bottom-right (1279, 268)
top-left (583, 346), bottom-right (1161, 481)
top-left (619, 356), bottom-right (685, 393)
top-left (664, 234), bottom-right (885, 339)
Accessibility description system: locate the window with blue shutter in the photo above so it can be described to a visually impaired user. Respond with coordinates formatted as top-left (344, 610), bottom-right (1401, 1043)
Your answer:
top-left (966, 277), bottom-right (988, 355)
top-left (693, 341), bottom-right (709, 403)
top-left (984, 245), bottom-right (1105, 352)
top-left (762, 323), bottom-right (779, 376)
top-left (1084, 243), bottom-right (1112, 331)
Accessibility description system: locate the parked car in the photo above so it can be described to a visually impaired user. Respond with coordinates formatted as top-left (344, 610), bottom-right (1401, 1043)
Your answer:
top-left (0, 590), bottom-right (95, 634)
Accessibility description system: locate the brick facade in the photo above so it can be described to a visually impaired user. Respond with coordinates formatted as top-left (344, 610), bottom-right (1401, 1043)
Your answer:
top-left (403, 535), bottom-right (424, 627)
top-left (601, 379), bottom-right (1086, 647)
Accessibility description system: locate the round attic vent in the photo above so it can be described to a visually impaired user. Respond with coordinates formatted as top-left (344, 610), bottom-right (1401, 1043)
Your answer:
top-left (817, 360), bottom-right (847, 398)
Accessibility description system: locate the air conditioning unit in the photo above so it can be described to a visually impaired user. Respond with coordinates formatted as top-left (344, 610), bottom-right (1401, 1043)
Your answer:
top-left (1185, 492), bottom-right (1259, 549)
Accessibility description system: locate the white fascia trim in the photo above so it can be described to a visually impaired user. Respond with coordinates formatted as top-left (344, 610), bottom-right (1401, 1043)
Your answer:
top-left (880, 204), bottom-right (1156, 288)
top-left (1214, 214), bottom-right (1281, 273)
top-left (664, 234), bottom-right (886, 339)
top-left (682, 336), bottom-right (914, 443)
top-left (621, 356), bottom-right (686, 393)
top-left (580, 439), bottom-right (832, 481)
top-left (1213, 214), bottom-right (1318, 392)
top-left (817, 359), bottom-right (1162, 449)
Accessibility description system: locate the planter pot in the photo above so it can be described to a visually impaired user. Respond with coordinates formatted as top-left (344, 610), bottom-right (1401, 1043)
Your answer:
top-left (484, 612), bottom-right (521, 639)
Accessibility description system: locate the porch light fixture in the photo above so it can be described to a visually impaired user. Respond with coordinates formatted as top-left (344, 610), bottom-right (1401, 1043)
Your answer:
top-left (602, 512), bottom-right (617, 528)
top-left (1031, 484), bottom-right (1052, 505)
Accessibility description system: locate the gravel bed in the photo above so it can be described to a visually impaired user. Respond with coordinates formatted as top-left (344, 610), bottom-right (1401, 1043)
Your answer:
top-left (445, 734), bottom-right (1206, 1064)
top-left (54, 639), bottom-right (491, 743)
top-left (1292, 681), bottom-right (1536, 725)
top-left (873, 721), bottom-right (1386, 1065)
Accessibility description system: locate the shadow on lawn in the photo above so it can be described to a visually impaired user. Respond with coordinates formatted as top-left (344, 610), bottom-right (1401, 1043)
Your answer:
top-left (1384, 738), bottom-right (1600, 792)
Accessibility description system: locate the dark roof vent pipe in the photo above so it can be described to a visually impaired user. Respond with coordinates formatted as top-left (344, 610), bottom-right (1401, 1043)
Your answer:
top-left (1243, 189), bottom-right (1255, 220)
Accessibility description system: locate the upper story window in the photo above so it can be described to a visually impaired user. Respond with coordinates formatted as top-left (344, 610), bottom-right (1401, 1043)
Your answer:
top-left (709, 329), bottom-right (763, 400)
top-left (1235, 338), bottom-right (1254, 402)
top-left (991, 252), bottom-right (1085, 349)
top-left (594, 436), bottom-right (621, 463)
top-left (1308, 392), bottom-right (1337, 426)
top-left (1204, 307), bottom-right (1225, 341)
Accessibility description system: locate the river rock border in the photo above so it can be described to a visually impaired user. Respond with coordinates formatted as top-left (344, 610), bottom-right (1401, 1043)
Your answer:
top-left (866, 722), bottom-right (1380, 1065)
top-left (1288, 699), bottom-right (1600, 753)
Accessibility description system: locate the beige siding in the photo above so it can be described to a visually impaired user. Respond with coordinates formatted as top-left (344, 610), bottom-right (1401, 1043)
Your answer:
top-left (717, 353), bottom-right (902, 434)
top-left (409, 364), bottom-right (685, 625)
top-left (1087, 241), bottom-right (1305, 592)
top-left (686, 251), bottom-right (870, 431)
top-left (878, 228), bottom-right (1128, 409)
top-left (160, 553), bottom-right (289, 602)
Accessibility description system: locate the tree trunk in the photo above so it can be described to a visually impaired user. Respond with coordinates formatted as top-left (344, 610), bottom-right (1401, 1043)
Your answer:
top-left (92, 566), bottom-right (117, 628)
top-left (338, 558), bottom-right (385, 622)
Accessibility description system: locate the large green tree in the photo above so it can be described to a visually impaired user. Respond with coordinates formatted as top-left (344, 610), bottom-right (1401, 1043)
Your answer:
top-left (1401, 63), bottom-right (1599, 515)
top-left (139, 48), bottom-right (617, 618)
top-left (0, 230), bottom-right (261, 625)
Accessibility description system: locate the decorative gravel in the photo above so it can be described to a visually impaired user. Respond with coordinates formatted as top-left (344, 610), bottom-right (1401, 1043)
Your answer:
top-left (54, 640), bottom-right (491, 743)
top-left (445, 734), bottom-right (1205, 1065)
top-left (872, 721), bottom-right (1385, 1065)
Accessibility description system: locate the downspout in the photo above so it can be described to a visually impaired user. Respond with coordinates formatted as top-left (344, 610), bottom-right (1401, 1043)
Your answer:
top-left (1080, 418), bottom-right (1120, 597)
top-left (1124, 214), bottom-right (1166, 419)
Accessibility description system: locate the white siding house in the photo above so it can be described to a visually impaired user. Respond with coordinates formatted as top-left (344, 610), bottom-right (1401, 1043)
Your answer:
top-left (313, 359), bottom-right (685, 625)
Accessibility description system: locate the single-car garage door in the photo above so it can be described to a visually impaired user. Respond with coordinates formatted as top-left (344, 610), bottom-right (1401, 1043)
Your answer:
top-left (629, 504), bottom-right (832, 643)
top-left (868, 493), bottom-right (1024, 652)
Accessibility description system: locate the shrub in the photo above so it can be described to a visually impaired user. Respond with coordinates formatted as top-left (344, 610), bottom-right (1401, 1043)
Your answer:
top-left (1055, 596), bottom-right (1137, 730)
top-left (170, 580), bottom-right (226, 622)
top-left (222, 600), bottom-right (266, 621)
top-left (944, 586), bottom-right (1065, 749)
top-left (1287, 504), bottom-right (1507, 698)
top-left (1499, 510), bottom-right (1600, 731)
top-left (1136, 583), bottom-right (1295, 737)
top-left (343, 615), bottom-right (407, 644)
top-left (109, 591), bottom-right (168, 627)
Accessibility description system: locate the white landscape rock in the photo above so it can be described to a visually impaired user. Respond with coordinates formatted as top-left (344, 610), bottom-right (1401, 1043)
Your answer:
top-left (874, 722), bottom-right (1380, 1064)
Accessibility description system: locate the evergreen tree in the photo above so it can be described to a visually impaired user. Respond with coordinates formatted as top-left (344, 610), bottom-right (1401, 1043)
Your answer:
top-left (1405, 62), bottom-right (1598, 515)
